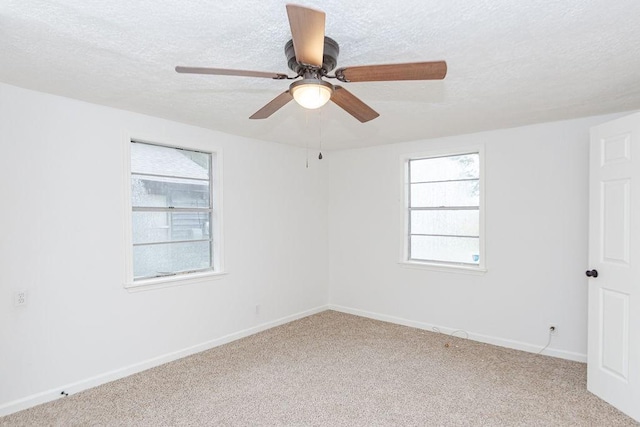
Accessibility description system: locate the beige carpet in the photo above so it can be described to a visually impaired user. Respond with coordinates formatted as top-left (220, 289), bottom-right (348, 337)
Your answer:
top-left (2, 311), bottom-right (637, 426)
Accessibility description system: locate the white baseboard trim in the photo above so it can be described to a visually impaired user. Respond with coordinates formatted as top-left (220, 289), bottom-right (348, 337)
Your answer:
top-left (0, 305), bottom-right (329, 418)
top-left (1, 304), bottom-right (586, 417)
top-left (329, 304), bottom-right (587, 363)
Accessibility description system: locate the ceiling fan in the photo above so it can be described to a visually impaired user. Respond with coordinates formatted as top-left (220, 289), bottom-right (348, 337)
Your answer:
top-left (175, 4), bottom-right (447, 123)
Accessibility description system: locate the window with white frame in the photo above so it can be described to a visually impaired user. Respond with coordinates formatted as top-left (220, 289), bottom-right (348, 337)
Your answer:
top-left (404, 151), bottom-right (482, 268)
top-left (129, 140), bottom-right (219, 281)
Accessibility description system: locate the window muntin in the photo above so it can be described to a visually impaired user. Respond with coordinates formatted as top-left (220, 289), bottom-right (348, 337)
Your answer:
top-left (130, 141), bottom-right (214, 280)
top-left (407, 152), bottom-right (481, 266)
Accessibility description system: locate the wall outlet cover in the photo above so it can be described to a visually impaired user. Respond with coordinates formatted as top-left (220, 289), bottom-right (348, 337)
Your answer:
top-left (13, 290), bottom-right (27, 307)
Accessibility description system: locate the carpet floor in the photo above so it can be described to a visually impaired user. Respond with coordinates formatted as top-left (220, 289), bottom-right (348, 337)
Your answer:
top-left (2, 310), bottom-right (637, 426)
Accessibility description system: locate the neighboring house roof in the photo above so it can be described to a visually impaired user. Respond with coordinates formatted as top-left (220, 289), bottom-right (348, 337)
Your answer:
top-left (131, 142), bottom-right (208, 180)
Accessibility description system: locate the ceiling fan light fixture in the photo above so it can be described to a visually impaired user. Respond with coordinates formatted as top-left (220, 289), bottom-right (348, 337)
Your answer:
top-left (290, 79), bottom-right (334, 109)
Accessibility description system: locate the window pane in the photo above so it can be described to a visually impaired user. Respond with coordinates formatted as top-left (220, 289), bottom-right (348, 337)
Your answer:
top-left (410, 181), bottom-right (479, 207)
top-left (410, 236), bottom-right (480, 264)
top-left (410, 210), bottom-right (479, 236)
top-left (410, 153), bottom-right (479, 183)
top-left (131, 142), bottom-right (210, 179)
top-left (133, 241), bottom-right (212, 279)
top-left (132, 212), bottom-right (210, 244)
top-left (132, 176), bottom-right (210, 208)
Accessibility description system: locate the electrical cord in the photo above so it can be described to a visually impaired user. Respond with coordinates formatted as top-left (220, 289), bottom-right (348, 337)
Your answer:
top-left (432, 325), bottom-right (554, 356)
top-left (537, 329), bottom-right (554, 355)
top-left (432, 327), bottom-right (469, 348)
top-left (431, 327), bottom-right (469, 339)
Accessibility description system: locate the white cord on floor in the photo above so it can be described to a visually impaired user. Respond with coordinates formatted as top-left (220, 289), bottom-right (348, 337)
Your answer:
top-left (433, 325), bottom-right (553, 355)
top-left (432, 327), bottom-right (469, 340)
top-left (537, 331), bottom-right (553, 355)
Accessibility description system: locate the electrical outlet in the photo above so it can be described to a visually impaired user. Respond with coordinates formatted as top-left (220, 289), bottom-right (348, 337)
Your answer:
top-left (255, 304), bottom-right (261, 315)
top-left (13, 290), bottom-right (27, 307)
top-left (549, 324), bottom-right (557, 335)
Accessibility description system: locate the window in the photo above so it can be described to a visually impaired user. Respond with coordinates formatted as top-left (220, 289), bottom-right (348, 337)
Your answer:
top-left (404, 150), bottom-right (483, 269)
top-left (128, 140), bottom-right (221, 283)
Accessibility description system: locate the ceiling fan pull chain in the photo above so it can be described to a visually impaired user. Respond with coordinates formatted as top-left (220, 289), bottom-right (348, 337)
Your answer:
top-left (305, 110), bottom-right (310, 167)
top-left (318, 109), bottom-right (323, 160)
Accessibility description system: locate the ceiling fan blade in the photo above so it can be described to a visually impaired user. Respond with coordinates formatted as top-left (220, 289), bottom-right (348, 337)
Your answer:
top-left (331, 86), bottom-right (379, 123)
top-left (335, 61), bottom-right (447, 82)
top-left (175, 66), bottom-right (288, 80)
top-left (249, 91), bottom-right (294, 119)
top-left (286, 4), bottom-right (325, 67)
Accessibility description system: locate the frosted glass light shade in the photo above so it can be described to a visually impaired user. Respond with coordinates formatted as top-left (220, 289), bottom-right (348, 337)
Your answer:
top-left (290, 80), bottom-right (333, 109)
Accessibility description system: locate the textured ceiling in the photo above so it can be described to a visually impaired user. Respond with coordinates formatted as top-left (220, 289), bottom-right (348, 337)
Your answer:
top-left (2, 0), bottom-right (640, 150)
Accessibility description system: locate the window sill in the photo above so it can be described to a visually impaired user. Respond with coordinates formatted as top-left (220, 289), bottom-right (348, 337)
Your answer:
top-left (124, 270), bottom-right (228, 292)
top-left (398, 261), bottom-right (487, 275)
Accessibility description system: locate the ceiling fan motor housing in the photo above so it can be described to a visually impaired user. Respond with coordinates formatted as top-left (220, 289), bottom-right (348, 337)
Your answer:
top-left (285, 36), bottom-right (340, 75)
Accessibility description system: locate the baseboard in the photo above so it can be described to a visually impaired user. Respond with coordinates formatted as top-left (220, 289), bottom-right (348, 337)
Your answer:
top-left (1, 303), bottom-right (586, 417)
top-left (329, 304), bottom-right (587, 363)
top-left (0, 304), bottom-right (329, 418)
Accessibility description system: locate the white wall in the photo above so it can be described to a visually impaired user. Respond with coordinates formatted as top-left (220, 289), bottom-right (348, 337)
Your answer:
top-left (1, 79), bottom-right (633, 415)
top-left (0, 82), bottom-right (328, 414)
top-left (327, 113), bottom-right (625, 361)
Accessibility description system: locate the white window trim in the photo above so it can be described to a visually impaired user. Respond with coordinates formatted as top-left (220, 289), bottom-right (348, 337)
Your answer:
top-left (399, 145), bottom-right (486, 274)
top-left (122, 133), bottom-right (226, 290)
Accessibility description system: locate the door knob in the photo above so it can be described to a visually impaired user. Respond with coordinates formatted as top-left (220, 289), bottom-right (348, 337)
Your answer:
top-left (586, 269), bottom-right (598, 278)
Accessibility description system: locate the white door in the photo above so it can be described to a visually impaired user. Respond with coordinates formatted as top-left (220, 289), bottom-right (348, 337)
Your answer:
top-left (588, 112), bottom-right (640, 422)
